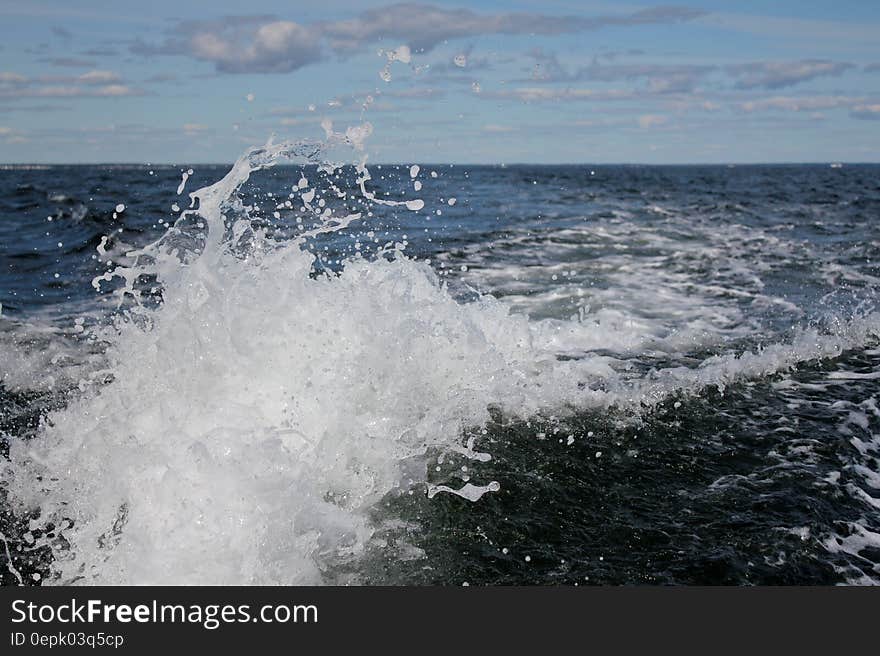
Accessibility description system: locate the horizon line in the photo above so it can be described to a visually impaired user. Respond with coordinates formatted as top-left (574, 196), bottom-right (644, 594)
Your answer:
top-left (1, 161), bottom-right (877, 168)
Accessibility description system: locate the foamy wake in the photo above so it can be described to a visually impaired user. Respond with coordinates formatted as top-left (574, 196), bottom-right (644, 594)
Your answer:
top-left (3, 133), bottom-right (879, 585)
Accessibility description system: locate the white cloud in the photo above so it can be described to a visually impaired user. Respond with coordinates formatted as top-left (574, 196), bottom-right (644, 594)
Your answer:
top-left (34, 71), bottom-right (123, 86)
top-left (76, 70), bottom-right (121, 84)
top-left (738, 95), bottom-right (862, 113)
top-left (482, 124), bottom-right (515, 133)
top-left (135, 16), bottom-right (323, 74)
top-left (133, 4), bottom-right (705, 74)
top-left (279, 117), bottom-right (322, 126)
top-left (325, 4), bottom-right (703, 52)
top-left (0, 125), bottom-right (27, 144)
top-left (728, 60), bottom-right (853, 89)
top-left (486, 87), bottom-right (634, 102)
top-left (320, 4), bottom-right (701, 53)
top-left (0, 83), bottom-right (142, 99)
top-left (645, 72), bottom-right (703, 94)
top-left (638, 114), bottom-right (668, 128)
top-left (384, 87), bottom-right (444, 99)
top-left (0, 72), bottom-right (28, 84)
top-left (39, 57), bottom-right (96, 68)
top-left (701, 13), bottom-right (880, 45)
top-left (521, 51), bottom-right (858, 98)
top-left (524, 52), bottom-right (713, 94)
top-left (851, 104), bottom-right (880, 120)
top-left (191, 20), bottom-right (322, 73)
top-left (94, 84), bottom-right (137, 96)
top-left (0, 69), bottom-right (141, 100)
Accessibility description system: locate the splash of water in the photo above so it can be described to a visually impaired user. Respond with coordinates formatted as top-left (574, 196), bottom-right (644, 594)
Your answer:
top-left (2, 127), bottom-right (607, 585)
top-left (4, 122), bottom-right (880, 586)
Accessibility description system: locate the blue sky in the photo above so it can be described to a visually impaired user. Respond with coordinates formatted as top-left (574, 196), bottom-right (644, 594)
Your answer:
top-left (1, 0), bottom-right (878, 163)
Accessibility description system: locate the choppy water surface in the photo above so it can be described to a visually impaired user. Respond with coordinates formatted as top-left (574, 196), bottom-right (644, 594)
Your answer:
top-left (1, 155), bottom-right (878, 585)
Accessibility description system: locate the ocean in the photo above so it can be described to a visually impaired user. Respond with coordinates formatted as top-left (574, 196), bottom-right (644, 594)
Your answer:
top-left (1, 152), bottom-right (879, 585)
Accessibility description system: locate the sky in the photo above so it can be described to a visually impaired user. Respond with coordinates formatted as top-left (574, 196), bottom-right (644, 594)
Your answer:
top-left (0, 0), bottom-right (879, 164)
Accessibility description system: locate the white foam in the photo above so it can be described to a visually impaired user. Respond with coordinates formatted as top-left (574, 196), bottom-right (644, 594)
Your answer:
top-left (427, 481), bottom-right (500, 501)
top-left (3, 135), bottom-right (603, 585)
top-left (5, 130), bottom-right (880, 587)
top-left (176, 169), bottom-right (193, 195)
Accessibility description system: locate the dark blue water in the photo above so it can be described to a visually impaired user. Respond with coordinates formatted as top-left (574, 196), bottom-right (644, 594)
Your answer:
top-left (2, 163), bottom-right (879, 585)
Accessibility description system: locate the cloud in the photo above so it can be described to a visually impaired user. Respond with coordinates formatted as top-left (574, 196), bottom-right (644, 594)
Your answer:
top-left (3, 85), bottom-right (141, 98)
top-left (418, 51), bottom-right (498, 84)
top-left (594, 49), bottom-right (646, 62)
top-left (18, 70), bottom-right (122, 86)
top-left (701, 13), bottom-right (880, 45)
top-left (384, 87), bottom-right (444, 99)
top-left (74, 70), bottom-right (122, 84)
top-left (865, 63), bottom-right (880, 73)
top-left (738, 95), bottom-right (863, 113)
top-left (144, 73), bottom-right (178, 83)
top-left (588, 64), bottom-right (712, 93)
top-left (528, 49), bottom-right (711, 83)
top-left (524, 49), bottom-right (713, 94)
top-left (183, 123), bottom-right (209, 134)
top-left (0, 103), bottom-right (67, 113)
top-left (81, 48), bottom-right (119, 57)
top-left (850, 104), bottom-right (880, 120)
top-left (279, 116), bottom-right (323, 127)
top-left (0, 126), bottom-right (28, 144)
top-left (320, 3), bottom-right (704, 53)
top-left (267, 105), bottom-right (314, 117)
top-left (133, 3), bottom-right (705, 74)
top-left (133, 16), bottom-right (323, 74)
top-left (485, 87), bottom-right (635, 102)
top-left (525, 48), bottom-right (569, 81)
top-left (40, 57), bottom-right (96, 68)
top-left (267, 93), bottom-right (399, 121)
top-left (482, 124), bottom-right (515, 133)
top-left (0, 72), bottom-right (28, 84)
top-left (637, 114), bottom-right (668, 128)
top-left (51, 26), bottom-right (72, 40)
top-left (646, 72), bottom-right (704, 94)
top-left (0, 69), bottom-right (142, 99)
top-left (728, 60), bottom-right (853, 89)
top-left (524, 52), bottom-right (856, 95)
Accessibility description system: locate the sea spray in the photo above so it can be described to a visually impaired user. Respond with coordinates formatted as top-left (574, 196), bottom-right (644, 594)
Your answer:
top-left (2, 132), bottom-right (606, 584)
top-left (3, 132), bottom-right (880, 586)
